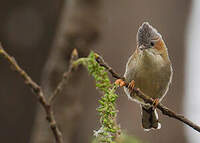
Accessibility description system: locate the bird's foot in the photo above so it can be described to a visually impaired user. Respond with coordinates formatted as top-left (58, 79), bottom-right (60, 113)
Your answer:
top-left (128, 80), bottom-right (135, 92)
top-left (115, 79), bottom-right (126, 87)
top-left (152, 98), bottom-right (159, 109)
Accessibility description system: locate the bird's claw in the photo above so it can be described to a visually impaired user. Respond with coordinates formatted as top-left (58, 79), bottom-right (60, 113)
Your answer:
top-left (152, 98), bottom-right (159, 109)
top-left (128, 80), bottom-right (135, 92)
top-left (115, 79), bottom-right (126, 87)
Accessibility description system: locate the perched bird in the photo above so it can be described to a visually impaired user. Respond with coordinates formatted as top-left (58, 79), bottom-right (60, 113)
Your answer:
top-left (116, 22), bottom-right (173, 130)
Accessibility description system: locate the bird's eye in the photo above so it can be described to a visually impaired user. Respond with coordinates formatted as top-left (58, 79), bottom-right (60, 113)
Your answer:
top-left (150, 42), bottom-right (154, 46)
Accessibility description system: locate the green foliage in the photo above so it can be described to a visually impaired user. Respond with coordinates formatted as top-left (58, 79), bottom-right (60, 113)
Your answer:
top-left (74, 52), bottom-right (144, 143)
top-left (74, 52), bottom-right (120, 143)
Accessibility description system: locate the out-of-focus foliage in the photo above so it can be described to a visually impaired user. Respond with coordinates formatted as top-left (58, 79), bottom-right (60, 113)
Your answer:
top-left (92, 133), bottom-right (143, 143)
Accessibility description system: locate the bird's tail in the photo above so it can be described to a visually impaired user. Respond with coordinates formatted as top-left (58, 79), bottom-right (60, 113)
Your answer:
top-left (141, 105), bottom-right (161, 131)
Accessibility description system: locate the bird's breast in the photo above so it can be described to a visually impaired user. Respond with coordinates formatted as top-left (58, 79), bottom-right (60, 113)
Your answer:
top-left (124, 51), bottom-right (172, 104)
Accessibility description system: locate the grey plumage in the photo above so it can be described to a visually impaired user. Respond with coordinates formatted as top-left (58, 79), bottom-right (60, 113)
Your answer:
top-left (137, 22), bottom-right (161, 48)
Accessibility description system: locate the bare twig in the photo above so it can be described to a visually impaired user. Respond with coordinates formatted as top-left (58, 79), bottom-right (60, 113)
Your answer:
top-left (95, 53), bottom-right (200, 133)
top-left (0, 44), bottom-right (64, 143)
top-left (49, 49), bottom-right (79, 104)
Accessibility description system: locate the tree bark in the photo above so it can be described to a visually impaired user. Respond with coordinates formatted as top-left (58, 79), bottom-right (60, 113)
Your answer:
top-left (30, 0), bottom-right (102, 143)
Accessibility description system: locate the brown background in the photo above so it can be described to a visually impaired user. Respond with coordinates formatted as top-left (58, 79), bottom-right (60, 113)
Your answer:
top-left (0, 0), bottom-right (191, 143)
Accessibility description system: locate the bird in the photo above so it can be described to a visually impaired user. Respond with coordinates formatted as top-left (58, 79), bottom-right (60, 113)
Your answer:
top-left (115, 22), bottom-right (173, 131)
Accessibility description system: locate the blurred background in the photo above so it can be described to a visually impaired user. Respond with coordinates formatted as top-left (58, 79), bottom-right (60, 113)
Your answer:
top-left (0, 0), bottom-right (199, 143)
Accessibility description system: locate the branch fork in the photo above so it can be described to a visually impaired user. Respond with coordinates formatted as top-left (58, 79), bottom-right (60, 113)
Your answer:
top-left (0, 44), bottom-right (79, 143)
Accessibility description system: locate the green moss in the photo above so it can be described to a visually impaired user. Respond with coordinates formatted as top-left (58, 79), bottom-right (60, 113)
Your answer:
top-left (74, 52), bottom-right (144, 143)
top-left (74, 52), bottom-right (120, 143)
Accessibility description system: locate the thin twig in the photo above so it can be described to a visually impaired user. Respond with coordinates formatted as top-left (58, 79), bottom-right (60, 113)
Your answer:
top-left (0, 44), bottom-right (64, 143)
top-left (49, 49), bottom-right (78, 104)
top-left (95, 55), bottom-right (124, 80)
top-left (95, 53), bottom-right (200, 133)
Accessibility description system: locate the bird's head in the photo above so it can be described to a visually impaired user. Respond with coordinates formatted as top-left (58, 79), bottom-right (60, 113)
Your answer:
top-left (137, 22), bottom-right (167, 56)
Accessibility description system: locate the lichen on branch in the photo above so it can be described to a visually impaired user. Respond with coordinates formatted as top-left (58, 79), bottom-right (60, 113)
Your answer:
top-left (74, 52), bottom-right (120, 143)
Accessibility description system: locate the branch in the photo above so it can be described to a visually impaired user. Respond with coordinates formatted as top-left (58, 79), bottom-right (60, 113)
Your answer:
top-left (95, 53), bottom-right (200, 133)
top-left (49, 49), bottom-right (78, 104)
top-left (0, 44), bottom-right (64, 143)
top-left (95, 54), bottom-right (123, 80)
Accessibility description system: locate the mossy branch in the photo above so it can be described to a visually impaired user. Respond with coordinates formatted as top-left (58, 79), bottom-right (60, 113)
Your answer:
top-left (95, 53), bottom-right (200, 133)
top-left (74, 52), bottom-right (121, 143)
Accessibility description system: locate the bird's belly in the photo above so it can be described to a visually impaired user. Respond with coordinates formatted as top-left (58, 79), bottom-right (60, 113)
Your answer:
top-left (124, 57), bottom-right (171, 104)
top-left (135, 66), bottom-right (167, 99)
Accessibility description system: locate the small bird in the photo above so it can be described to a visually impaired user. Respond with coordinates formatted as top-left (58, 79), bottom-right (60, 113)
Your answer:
top-left (116, 22), bottom-right (173, 130)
